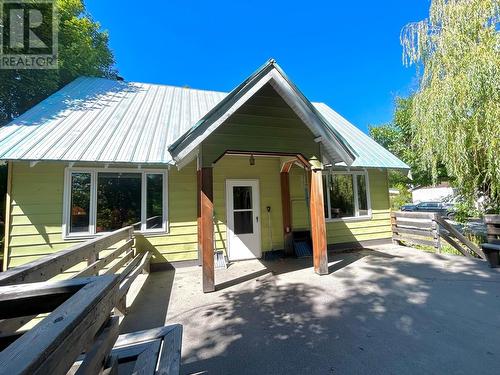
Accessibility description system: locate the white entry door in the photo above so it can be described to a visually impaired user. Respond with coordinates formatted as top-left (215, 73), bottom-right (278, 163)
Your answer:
top-left (226, 180), bottom-right (261, 261)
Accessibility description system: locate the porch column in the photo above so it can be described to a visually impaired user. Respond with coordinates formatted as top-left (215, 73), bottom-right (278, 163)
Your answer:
top-left (280, 170), bottom-right (293, 256)
top-left (198, 167), bottom-right (215, 292)
top-left (309, 158), bottom-right (328, 275)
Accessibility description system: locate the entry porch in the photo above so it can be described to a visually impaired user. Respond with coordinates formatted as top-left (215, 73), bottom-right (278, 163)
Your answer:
top-left (196, 151), bottom-right (328, 292)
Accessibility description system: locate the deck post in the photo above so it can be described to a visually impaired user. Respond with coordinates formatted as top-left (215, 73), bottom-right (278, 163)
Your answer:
top-left (280, 170), bottom-right (293, 256)
top-left (198, 167), bottom-right (215, 292)
top-left (309, 158), bottom-right (328, 275)
top-left (3, 161), bottom-right (12, 271)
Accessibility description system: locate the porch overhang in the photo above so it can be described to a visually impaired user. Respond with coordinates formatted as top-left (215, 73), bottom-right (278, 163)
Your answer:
top-left (168, 59), bottom-right (356, 170)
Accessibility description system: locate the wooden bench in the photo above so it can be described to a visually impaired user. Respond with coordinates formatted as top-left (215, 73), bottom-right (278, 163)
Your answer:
top-left (107, 325), bottom-right (183, 374)
top-left (482, 215), bottom-right (500, 267)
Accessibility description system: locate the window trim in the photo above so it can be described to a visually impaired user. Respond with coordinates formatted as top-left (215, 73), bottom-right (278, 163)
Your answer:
top-left (323, 169), bottom-right (372, 222)
top-left (63, 167), bottom-right (168, 239)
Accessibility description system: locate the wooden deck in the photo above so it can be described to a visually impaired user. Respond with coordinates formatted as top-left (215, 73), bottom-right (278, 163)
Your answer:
top-left (0, 227), bottom-right (182, 375)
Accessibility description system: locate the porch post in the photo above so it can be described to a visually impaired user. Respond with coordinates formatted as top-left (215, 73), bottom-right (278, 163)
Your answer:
top-left (280, 171), bottom-right (294, 256)
top-left (309, 158), bottom-right (328, 275)
top-left (198, 167), bottom-right (215, 292)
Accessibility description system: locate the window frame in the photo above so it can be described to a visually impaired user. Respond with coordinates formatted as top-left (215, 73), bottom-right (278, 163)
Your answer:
top-left (323, 169), bottom-right (372, 222)
top-left (63, 167), bottom-right (168, 239)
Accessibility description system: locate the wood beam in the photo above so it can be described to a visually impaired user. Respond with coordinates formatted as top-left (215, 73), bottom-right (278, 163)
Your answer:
top-left (2, 162), bottom-right (12, 271)
top-left (280, 171), bottom-right (293, 256)
top-left (309, 166), bottom-right (328, 275)
top-left (198, 167), bottom-right (215, 292)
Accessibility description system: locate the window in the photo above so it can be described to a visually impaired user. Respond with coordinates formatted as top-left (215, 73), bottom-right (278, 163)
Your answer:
top-left (232, 186), bottom-right (253, 235)
top-left (64, 168), bottom-right (167, 237)
top-left (70, 173), bottom-right (91, 233)
top-left (323, 171), bottom-right (371, 220)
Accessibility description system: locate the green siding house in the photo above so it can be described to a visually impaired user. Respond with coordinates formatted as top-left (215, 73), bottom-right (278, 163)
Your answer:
top-left (0, 60), bottom-right (408, 291)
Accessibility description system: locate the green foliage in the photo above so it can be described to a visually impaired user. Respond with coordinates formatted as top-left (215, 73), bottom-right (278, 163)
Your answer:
top-left (0, 0), bottom-right (116, 125)
top-left (390, 183), bottom-right (412, 210)
top-left (452, 199), bottom-right (483, 222)
top-left (401, 0), bottom-right (500, 212)
top-left (369, 97), bottom-right (448, 188)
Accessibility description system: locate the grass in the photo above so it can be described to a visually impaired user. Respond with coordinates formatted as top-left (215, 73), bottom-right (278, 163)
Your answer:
top-left (402, 231), bottom-right (485, 258)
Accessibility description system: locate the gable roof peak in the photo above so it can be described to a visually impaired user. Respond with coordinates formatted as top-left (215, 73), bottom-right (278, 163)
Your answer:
top-left (168, 59), bottom-right (356, 168)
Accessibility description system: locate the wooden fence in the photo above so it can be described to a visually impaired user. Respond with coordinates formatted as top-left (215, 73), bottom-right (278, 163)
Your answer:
top-left (391, 211), bottom-right (484, 259)
top-left (391, 211), bottom-right (441, 251)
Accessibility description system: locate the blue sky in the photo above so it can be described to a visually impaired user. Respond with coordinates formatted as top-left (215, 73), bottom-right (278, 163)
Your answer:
top-left (85, 0), bottom-right (429, 133)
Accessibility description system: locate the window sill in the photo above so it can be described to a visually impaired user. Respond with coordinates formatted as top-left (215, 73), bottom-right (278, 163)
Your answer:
top-left (134, 230), bottom-right (170, 238)
top-left (326, 215), bottom-right (372, 223)
top-left (63, 230), bottom-right (170, 241)
top-left (63, 233), bottom-right (99, 241)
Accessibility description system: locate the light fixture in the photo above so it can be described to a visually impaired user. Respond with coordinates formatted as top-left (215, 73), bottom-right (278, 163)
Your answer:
top-left (249, 154), bottom-right (255, 166)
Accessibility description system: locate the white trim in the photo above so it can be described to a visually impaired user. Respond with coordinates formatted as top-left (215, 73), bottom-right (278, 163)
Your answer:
top-left (63, 166), bottom-right (168, 239)
top-left (323, 169), bottom-right (372, 221)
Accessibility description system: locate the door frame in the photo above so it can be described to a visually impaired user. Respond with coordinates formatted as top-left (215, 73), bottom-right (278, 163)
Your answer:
top-left (225, 179), bottom-right (262, 260)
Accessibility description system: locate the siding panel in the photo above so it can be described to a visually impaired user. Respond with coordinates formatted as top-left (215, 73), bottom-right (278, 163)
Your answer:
top-left (6, 162), bottom-right (392, 268)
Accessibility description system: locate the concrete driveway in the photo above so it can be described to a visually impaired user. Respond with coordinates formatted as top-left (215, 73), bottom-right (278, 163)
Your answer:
top-left (122, 245), bottom-right (500, 375)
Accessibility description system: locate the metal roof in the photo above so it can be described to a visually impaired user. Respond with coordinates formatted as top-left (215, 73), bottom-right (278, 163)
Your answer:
top-left (0, 70), bottom-right (409, 170)
top-left (0, 77), bottom-right (226, 164)
top-left (313, 103), bottom-right (410, 170)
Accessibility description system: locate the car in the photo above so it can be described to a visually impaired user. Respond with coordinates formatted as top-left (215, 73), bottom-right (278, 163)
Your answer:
top-left (401, 201), bottom-right (456, 219)
top-left (401, 203), bottom-right (417, 211)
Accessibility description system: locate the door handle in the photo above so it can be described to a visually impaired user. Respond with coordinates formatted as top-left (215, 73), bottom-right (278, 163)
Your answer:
top-left (256, 216), bottom-right (258, 222)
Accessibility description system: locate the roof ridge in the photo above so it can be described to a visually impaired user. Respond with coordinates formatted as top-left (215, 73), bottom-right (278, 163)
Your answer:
top-left (79, 76), bottom-right (229, 96)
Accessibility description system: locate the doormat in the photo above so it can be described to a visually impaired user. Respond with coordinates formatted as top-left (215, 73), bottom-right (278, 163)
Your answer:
top-left (294, 241), bottom-right (313, 258)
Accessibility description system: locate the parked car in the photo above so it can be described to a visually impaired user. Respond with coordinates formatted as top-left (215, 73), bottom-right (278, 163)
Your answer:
top-left (401, 201), bottom-right (456, 219)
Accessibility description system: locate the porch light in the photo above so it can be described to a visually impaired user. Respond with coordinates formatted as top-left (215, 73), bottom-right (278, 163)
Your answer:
top-left (249, 154), bottom-right (255, 166)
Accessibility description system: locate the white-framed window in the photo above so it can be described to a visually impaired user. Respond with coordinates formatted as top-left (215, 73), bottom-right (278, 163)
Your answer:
top-left (323, 170), bottom-right (371, 221)
top-left (63, 168), bottom-right (168, 238)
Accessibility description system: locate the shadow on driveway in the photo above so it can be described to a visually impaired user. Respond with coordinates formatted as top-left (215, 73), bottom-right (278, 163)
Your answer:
top-left (167, 247), bottom-right (500, 375)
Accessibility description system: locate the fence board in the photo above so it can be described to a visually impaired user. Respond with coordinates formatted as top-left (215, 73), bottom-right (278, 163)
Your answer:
top-left (393, 234), bottom-right (438, 248)
top-left (392, 212), bottom-right (439, 251)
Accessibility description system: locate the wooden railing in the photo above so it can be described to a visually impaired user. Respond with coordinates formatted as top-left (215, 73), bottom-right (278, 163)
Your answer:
top-left (0, 275), bottom-right (182, 374)
top-left (391, 211), bottom-right (484, 259)
top-left (0, 226), bottom-right (135, 285)
top-left (0, 226), bottom-right (181, 375)
top-left (0, 226), bottom-right (152, 335)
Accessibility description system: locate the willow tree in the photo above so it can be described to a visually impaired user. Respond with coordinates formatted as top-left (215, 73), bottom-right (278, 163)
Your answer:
top-left (401, 0), bottom-right (500, 212)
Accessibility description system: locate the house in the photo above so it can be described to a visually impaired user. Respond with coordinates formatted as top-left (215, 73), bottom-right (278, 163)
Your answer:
top-left (0, 59), bottom-right (409, 292)
top-left (411, 183), bottom-right (455, 204)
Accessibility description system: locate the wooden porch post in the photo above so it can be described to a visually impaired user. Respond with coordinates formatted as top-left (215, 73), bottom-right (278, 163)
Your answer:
top-left (280, 170), bottom-right (293, 256)
top-left (198, 167), bottom-right (215, 292)
top-left (309, 158), bottom-right (328, 275)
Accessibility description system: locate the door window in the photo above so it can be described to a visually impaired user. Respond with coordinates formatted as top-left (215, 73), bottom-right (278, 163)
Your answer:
top-left (233, 186), bottom-right (254, 234)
